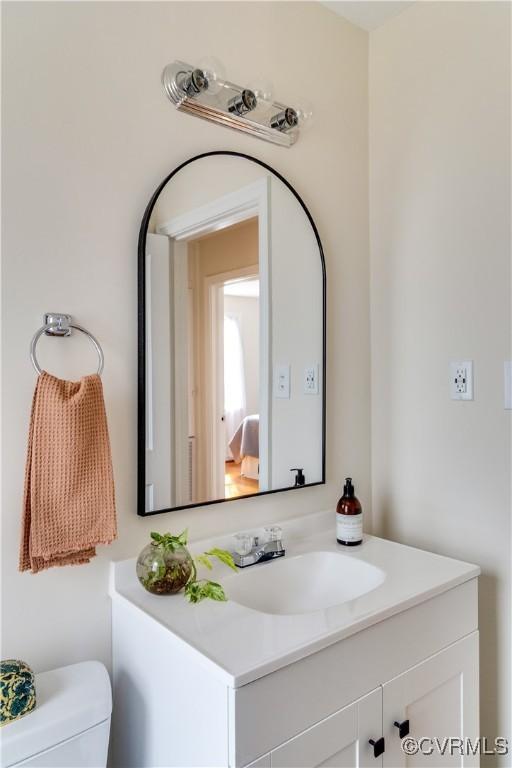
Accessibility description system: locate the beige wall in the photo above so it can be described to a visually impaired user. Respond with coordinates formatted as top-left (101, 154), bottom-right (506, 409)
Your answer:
top-left (369, 0), bottom-right (511, 750)
top-left (1, 2), bottom-right (370, 671)
top-left (195, 219), bottom-right (259, 277)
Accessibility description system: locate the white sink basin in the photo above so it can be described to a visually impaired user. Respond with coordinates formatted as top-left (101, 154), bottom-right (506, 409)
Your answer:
top-left (227, 550), bottom-right (386, 615)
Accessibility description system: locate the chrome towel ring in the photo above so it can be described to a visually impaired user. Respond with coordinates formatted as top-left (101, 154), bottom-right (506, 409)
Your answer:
top-left (30, 313), bottom-right (104, 376)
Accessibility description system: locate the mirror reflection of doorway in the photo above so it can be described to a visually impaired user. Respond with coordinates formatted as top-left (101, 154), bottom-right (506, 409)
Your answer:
top-left (144, 160), bottom-right (324, 516)
top-left (223, 278), bottom-right (260, 498)
top-left (186, 217), bottom-right (264, 501)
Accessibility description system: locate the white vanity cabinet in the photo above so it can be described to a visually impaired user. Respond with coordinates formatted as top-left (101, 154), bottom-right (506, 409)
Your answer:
top-left (110, 528), bottom-right (480, 768)
top-left (111, 582), bottom-right (479, 768)
top-left (252, 632), bottom-right (479, 768)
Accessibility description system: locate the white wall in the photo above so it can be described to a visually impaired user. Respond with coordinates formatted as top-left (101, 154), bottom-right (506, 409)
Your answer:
top-left (270, 177), bottom-right (324, 487)
top-left (369, 0), bottom-right (511, 750)
top-left (1, 2), bottom-right (370, 672)
top-left (224, 294), bottom-right (260, 419)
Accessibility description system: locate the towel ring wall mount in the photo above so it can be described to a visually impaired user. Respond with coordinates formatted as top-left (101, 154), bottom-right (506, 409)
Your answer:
top-left (30, 313), bottom-right (104, 376)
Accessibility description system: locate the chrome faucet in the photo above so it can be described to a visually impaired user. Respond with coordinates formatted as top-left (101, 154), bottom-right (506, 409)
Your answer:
top-left (232, 526), bottom-right (285, 568)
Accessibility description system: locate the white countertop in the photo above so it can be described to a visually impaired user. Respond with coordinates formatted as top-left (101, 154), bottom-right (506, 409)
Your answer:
top-left (110, 512), bottom-right (479, 688)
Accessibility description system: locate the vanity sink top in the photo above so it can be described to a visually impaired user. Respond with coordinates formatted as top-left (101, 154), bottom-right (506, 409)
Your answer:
top-left (228, 550), bottom-right (385, 615)
top-left (110, 510), bottom-right (479, 688)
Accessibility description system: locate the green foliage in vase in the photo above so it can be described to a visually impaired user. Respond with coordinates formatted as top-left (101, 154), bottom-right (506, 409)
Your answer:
top-left (145, 529), bottom-right (237, 603)
top-left (150, 530), bottom-right (189, 551)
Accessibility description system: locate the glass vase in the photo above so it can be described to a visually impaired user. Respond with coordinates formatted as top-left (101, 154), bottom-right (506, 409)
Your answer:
top-left (136, 541), bottom-right (193, 595)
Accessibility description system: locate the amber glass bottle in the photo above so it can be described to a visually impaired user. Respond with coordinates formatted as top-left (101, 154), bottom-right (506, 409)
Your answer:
top-left (336, 478), bottom-right (363, 546)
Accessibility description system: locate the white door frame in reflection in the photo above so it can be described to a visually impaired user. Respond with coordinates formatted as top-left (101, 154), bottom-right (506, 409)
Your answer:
top-left (157, 178), bottom-right (272, 501)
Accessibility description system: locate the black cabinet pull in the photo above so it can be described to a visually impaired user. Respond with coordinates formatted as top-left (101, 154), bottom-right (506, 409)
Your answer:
top-left (394, 720), bottom-right (410, 739)
top-left (369, 737), bottom-right (385, 758)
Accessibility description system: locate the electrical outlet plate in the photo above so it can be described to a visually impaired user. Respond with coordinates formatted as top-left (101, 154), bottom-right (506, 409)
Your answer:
top-left (450, 360), bottom-right (473, 401)
top-left (304, 364), bottom-right (319, 395)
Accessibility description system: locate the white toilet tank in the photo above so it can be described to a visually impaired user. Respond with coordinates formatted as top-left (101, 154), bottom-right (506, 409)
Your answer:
top-left (1, 661), bottom-right (111, 768)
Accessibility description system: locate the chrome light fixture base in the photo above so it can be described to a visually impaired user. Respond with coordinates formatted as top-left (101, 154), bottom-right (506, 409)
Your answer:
top-left (162, 61), bottom-right (299, 148)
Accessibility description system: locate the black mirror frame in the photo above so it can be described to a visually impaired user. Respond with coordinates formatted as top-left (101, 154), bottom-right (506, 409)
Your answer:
top-left (138, 151), bottom-right (326, 516)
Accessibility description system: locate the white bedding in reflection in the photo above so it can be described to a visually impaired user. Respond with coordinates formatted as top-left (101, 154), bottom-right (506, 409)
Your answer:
top-left (229, 414), bottom-right (259, 461)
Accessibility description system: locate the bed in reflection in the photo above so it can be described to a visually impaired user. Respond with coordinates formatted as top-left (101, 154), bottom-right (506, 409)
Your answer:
top-left (227, 414), bottom-right (259, 496)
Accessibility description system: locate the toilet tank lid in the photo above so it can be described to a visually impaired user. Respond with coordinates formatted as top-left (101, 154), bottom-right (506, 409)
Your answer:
top-left (1, 661), bottom-right (111, 767)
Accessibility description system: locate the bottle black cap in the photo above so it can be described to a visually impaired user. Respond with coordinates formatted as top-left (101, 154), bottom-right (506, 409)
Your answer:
top-left (343, 477), bottom-right (355, 497)
top-left (291, 468), bottom-right (305, 486)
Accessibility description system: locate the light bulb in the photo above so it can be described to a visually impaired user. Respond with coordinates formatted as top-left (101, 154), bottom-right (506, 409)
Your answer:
top-left (295, 100), bottom-right (314, 132)
top-left (197, 56), bottom-right (226, 96)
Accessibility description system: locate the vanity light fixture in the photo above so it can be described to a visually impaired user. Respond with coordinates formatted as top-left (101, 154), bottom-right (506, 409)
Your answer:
top-left (270, 107), bottom-right (299, 133)
top-left (227, 89), bottom-right (257, 117)
top-left (176, 68), bottom-right (209, 98)
top-left (161, 60), bottom-right (310, 147)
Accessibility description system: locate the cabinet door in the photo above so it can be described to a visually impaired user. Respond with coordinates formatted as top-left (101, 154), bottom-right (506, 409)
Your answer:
top-left (271, 687), bottom-right (383, 768)
top-left (383, 632), bottom-right (479, 768)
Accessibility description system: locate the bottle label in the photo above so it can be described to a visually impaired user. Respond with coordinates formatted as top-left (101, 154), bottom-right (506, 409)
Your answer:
top-left (337, 512), bottom-right (363, 542)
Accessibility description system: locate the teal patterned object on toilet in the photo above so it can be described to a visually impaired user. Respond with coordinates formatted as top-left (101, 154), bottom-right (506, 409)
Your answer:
top-left (0, 660), bottom-right (36, 726)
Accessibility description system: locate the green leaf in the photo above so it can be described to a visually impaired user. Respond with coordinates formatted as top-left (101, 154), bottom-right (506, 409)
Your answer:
top-left (184, 581), bottom-right (202, 603)
top-left (184, 580), bottom-right (208, 603)
top-left (202, 581), bottom-right (228, 601)
top-left (205, 548), bottom-right (237, 572)
top-left (150, 531), bottom-right (190, 552)
top-left (184, 579), bottom-right (228, 604)
top-left (195, 554), bottom-right (213, 571)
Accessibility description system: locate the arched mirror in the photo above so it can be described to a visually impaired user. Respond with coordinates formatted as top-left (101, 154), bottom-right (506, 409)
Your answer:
top-left (138, 152), bottom-right (325, 515)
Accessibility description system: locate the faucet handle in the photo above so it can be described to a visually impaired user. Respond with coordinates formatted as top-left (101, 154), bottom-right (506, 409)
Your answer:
top-left (233, 532), bottom-right (254, 556)
top-left (264, 525), bottom-right (282, 542)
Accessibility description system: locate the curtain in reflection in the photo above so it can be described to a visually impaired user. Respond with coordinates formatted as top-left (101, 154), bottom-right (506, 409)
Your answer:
top-left (224, 314), bottom-right (246, 459)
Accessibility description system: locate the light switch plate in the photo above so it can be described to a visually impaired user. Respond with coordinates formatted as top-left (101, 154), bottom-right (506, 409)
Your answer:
top-left (275, 364), bottom-right (290, 399)
top-left (450, 360), bottom-right (473, 400)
